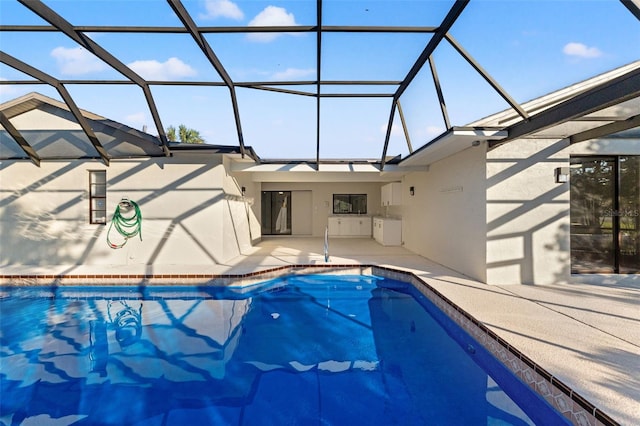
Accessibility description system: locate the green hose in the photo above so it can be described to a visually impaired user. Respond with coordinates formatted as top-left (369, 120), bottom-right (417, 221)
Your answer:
top-left (107, 199), bottom-right (142, 249)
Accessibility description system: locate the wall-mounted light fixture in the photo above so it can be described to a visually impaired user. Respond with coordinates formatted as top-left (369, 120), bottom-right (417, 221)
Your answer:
top-left (409, 186), bottom-right (415, 196)
top-left (554, 167), bottom-right (569, 183)
top-left (241, 186), bottom-right (246, 195)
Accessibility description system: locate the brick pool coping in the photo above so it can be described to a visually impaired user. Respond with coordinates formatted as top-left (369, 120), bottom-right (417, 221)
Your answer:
top-left (0, 264), bottom-right (618, 426)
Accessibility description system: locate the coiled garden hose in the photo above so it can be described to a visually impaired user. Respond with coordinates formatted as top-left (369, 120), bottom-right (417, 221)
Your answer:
top-left (107, 199), bottom-right (142, 249)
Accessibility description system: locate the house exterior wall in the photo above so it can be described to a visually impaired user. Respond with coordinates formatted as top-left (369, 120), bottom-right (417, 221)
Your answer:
top-left (401, 145), bottom-right (487, 282)
top-left (0, 155), bottom-right (257, 267)
top-left (486, 138), bottom-right (570, 285)
top-left (486, 136), bottom-right (640, 285)
top-left (10, 106), bottom-right (81, 130)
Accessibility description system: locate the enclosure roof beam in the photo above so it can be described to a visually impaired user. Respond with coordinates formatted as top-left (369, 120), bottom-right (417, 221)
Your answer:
top-left (0, 110), bottom-right (41, 166)
top-left (493, 66), bottom-right (640, 147)
top-left (0, 24), bottom-right (438, 34)
top-left (570, 114), bottom-right (640, 144)
top-left (167, 0), bottom-right (246, 157)
top-left (381, 0), bottom-right (470, 169)
top-left (0, 51), bottom-right (110, 165)
top-left (18, 0), bottom-right (171, 157)
top-left (620, 0), bottom-right (640, 20)
top-left (315, 0), bottom-right (323, 169)
top-left (428, 56), bottom-right (451, 130)
top-left (445, 34), bottom-right (528, 120)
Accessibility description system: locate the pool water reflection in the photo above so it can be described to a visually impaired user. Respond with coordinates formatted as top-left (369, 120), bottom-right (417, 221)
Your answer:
top-left (0, 275), bottom-right (567, 425)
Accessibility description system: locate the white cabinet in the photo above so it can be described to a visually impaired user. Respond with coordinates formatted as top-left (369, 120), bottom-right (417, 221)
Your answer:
top-left (328, 217), bottom-right (341, 236)
top-left (358, 218), bottom-right (372, 236)
top-left (372, 218), bottom-right (382, 242)
top-left (328, 216), bottom-right (372, 237)
top-left (373, 217), bottom-right (402, 246)
top-left (381, 182), bottom-right (402, 206)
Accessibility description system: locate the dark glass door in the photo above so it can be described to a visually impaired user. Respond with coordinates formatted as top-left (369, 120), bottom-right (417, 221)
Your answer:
top-left (570, 157), bottom-right (615, 273)
top-left (570, 156), bottom-right (639, 274)
top-left (619, 156), bottom-right (640, 273)
top-left (261, 191), bottom-right (291, 235)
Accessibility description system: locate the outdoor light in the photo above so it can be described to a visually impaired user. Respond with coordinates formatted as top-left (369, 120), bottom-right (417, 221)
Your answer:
top-left (241, 186), bottom-right (246, 195)
top-left (555, 167), bottom-right (570, 183)
top-left (409, 186), bottom-right (415, 196)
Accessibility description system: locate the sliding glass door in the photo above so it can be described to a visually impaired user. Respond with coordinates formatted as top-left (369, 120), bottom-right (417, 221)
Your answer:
top-left (570, 156), bottom-right (639, 273)
top-left (261, 191), bottom-right (291, 235)
top-left (619, 156), bottom-right (640, 273)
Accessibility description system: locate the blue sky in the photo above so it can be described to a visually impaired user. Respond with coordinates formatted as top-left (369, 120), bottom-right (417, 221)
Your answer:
top-left (1, 0), bottom-right (638, 159)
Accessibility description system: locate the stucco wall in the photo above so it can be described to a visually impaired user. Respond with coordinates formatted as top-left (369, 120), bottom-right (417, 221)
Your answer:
top-left (261, 181), bottom-right (383, 237)
top-left (0, 156), bottom-right (257, 267)
top-left (486, 137), bottom-right (640, 285)
top-left (486, 139), bottom-right (570, 285)
top-left (402, 144), bottom-right (487, 282)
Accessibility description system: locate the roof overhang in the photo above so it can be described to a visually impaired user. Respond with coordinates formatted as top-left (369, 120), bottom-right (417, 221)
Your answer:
top-left (489, 61), bottom-right (640, 147)
top-left (230, 160), bottom-right (409, 183)
top-left (399, 127), bottom-right (507, 167)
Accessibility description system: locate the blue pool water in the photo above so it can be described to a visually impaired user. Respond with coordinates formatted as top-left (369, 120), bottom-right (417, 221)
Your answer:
top-left (0, 275), bottom-right (568, 425)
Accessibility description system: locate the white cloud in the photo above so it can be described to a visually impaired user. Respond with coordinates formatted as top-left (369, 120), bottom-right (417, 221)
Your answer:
top-left (425, 125), bottom-right (443, 136)
top-left (124, 112), bottom-right (147, 128)
top-left (0, 78), bottom-right (19, 96)
top-left (272, 68), bottom-right (315, 80)
top-left (50, 46), bottom-right (108, 75)
top-left (200, 0), bottom-right (244, 20)
top-left (247, 6), bottom-right (298, 42)
top-left (127, 57), bottom-right (197, 80)
top-left (563, 42), bottom-right (602, 59)
top-left (380, 122), bottom-right (403, 137)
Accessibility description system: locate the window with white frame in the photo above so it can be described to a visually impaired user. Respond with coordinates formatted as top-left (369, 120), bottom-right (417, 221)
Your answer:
top-left (89, 170), bottom-right (107, 224)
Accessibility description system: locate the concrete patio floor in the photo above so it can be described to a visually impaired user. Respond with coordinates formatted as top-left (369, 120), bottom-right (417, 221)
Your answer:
top-left (1, 236), bottom-right (638, 424)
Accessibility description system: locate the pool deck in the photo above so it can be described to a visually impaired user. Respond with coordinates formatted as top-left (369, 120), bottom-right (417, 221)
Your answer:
top-left (1, 237), bottom-right (639, 425)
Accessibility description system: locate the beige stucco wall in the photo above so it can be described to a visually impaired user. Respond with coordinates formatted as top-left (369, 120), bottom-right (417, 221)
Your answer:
top-left (486, 136), bottom-right (640, 285)
top-left (486, 139), bottom-right (570, 285)
top-left (0, 155), bottom-right (258, 267)
top-left (401, 144), bottom-right (487, 282)
top-left (10, 106), bottom-right (81, 130)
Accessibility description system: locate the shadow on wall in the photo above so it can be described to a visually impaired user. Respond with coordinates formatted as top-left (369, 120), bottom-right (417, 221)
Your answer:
top-left (486, 140), bottom-right (570, 285)
top-left (0, 203), bottom-right (106, 266)
top-left (486, 191), bottom-right (570, 284)
top-left (548, 223), bottom-right (571, 284)
top-left (0, 158), bottom-right (257, 268)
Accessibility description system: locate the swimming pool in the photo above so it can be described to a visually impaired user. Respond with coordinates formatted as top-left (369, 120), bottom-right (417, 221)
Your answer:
top-left (1, 274), bottom-right (569, 425)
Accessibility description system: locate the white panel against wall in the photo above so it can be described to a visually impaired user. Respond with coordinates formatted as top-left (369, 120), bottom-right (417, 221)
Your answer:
top-left (292, 191), bottom-right (313, 235)
top-left (228, 167), bottom-right (262, 243)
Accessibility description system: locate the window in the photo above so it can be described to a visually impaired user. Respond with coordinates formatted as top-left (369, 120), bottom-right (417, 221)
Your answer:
top-left (333, 194), bottom-right (367, 214)
top-left (89, 170), bottom-right (107, 224)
